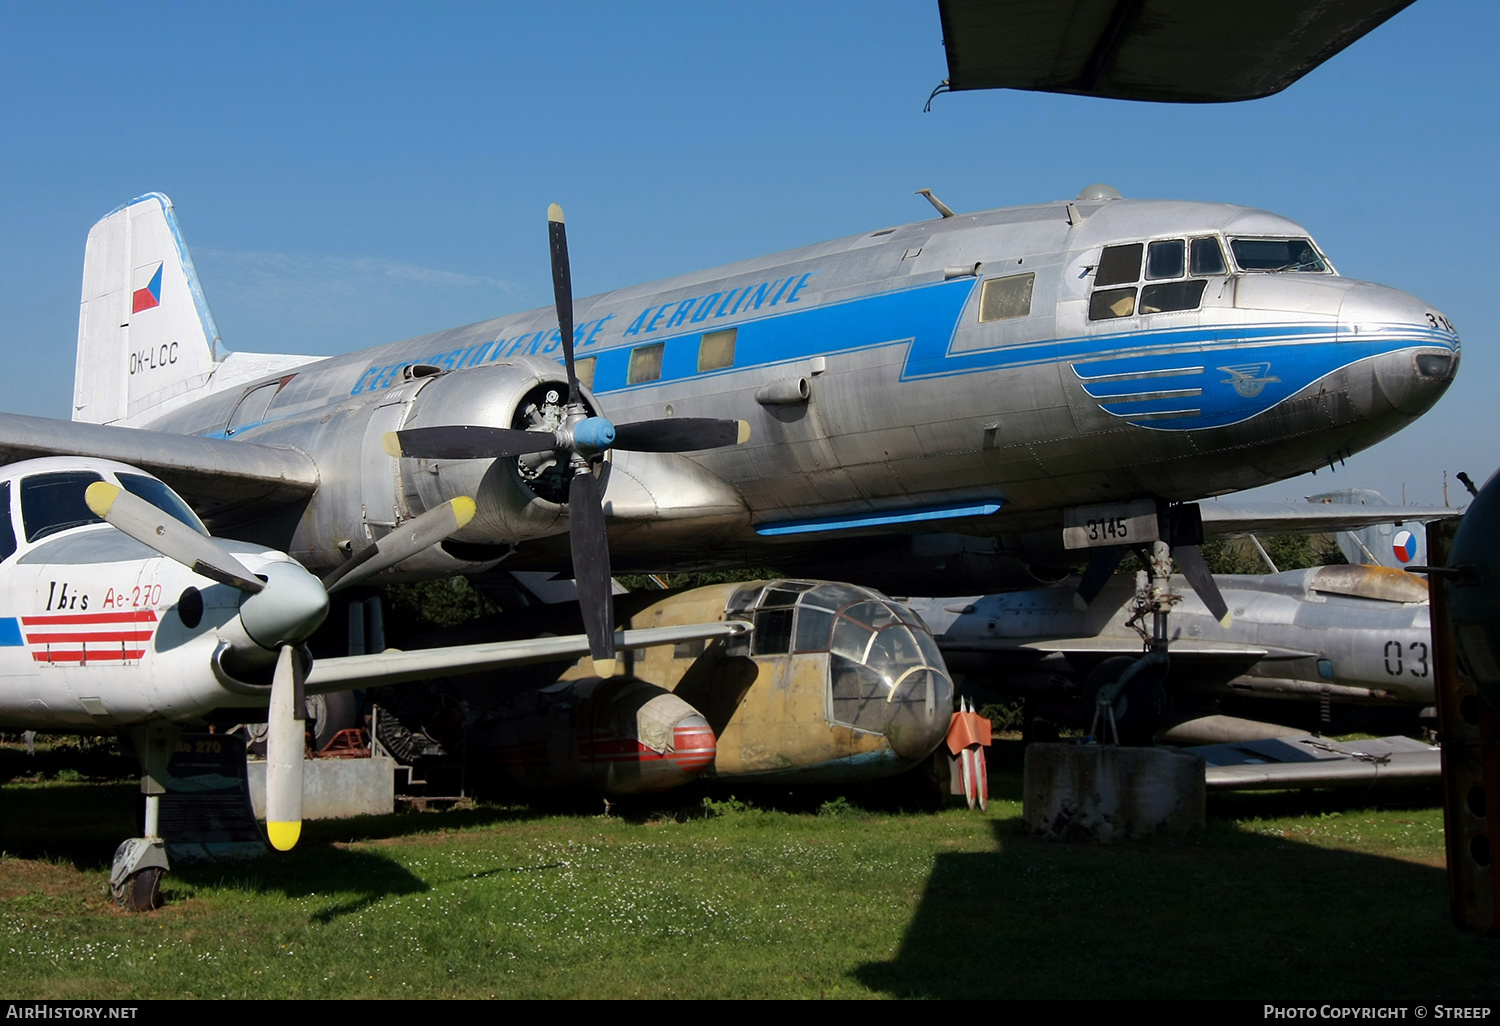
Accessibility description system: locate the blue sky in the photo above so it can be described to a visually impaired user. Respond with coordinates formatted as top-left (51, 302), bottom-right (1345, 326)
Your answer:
top-left (1, 0), bottom-right (1494, 507)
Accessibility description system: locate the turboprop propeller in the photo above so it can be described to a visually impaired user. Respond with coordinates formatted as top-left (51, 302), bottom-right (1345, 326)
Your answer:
top-left (385, 204), bottom-right (751, 677)
top-left (85, 482), bottom-right (476, 850)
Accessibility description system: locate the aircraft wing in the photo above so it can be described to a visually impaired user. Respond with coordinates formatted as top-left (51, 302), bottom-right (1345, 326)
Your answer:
top-left (304, 619), bottom-right (749, 694)
top-left (936, 0), bottom-right (1416, 103)
top-left (0, 412), bottom-right (318, 524)
top-left (1199, 500), bottom-right (1459, 538)
top-left (1197, 734), bottom-right (1440, 790)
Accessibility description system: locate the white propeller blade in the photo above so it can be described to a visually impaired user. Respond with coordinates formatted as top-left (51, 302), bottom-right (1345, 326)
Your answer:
top-left (85, 482), bottom-right (265, 593)
top-left (265, 644), bottom-right (305, 851)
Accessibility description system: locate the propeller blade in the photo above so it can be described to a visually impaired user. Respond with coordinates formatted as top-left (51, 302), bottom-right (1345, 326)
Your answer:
top-left (1073, 545), bottom-right (1127, 610)
top-left (1175, 544), bottom-right (1233, 627)
top-left (265, 644), bottom-right (306, 851)
top-left (567, 468), bottom-right (615, 677)
top-left (612, 418), bottom-right (751, 453)
top-left (384, 426), bottom-right (557, 460)
top-left (324, 497), bottom-right (478, 594)
top-left (548, 203), bottom-right (580, 406)
top-left (85, 482), bottom-right (265, 594)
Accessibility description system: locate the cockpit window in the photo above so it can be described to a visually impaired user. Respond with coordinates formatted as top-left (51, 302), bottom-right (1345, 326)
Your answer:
top-left (1094, 244), bottom-right (1142, 287)
top-left (1145, 240), bottom-right (1184, 280)
top-left (1229, 237), bottom-right (1328, 273)
top-left (118, 474), bottom-right (209, 536)
top-left (1190, 237), bottom-right (1227, 275)
top-left (20, 471), bottom-right (104, 542)
top-left (1090, 235), bottom-right (1228, 321)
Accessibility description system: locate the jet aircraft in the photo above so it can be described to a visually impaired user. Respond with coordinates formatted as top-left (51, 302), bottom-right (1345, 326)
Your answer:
top-left (911, 562), bottom-right (1440, 744)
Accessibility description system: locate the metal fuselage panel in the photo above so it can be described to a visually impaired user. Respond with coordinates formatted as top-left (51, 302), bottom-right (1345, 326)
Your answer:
top-left (141, 199), bottom-right (1458, 572)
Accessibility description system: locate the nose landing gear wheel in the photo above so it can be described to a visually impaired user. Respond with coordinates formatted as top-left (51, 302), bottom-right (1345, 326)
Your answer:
top-left (125, 867), bottom-right (164, 912)
top-left (1084, 655), bottom-right (1167, 746)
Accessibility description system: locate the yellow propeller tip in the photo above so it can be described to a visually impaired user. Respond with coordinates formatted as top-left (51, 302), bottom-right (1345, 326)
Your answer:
top-left (547, 203), bottom-right (565, 224)
top-left (594, 657), bottom-right (617, 678)
top-left (1218, 612), bottom-right (1234, 629)
top-left (267, 821), bottom-right (301, 851)
top-left (736, 421), bottom-right (751, 444)
top-left (84, 481), bottom-right (121, 518)
top-left (380, 432), bottom-right (404, 458)
top-left (451, 496), bottom-right (478, 529)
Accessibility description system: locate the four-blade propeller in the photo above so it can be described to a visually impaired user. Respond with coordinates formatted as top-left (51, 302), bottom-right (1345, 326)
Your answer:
top-left (385, 204), bottom-right (750, 677)
top-left (85, 482), bottom-right (476, 851)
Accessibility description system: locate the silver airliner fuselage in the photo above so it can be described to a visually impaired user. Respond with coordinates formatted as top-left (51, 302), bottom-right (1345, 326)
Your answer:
top-left (123, 190), bottom-right (1459, 579)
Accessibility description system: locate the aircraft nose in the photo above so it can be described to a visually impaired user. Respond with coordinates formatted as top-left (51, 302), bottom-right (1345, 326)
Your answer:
top-left (1339, 283), bottom-right (1459, 417)
top-left (884, 665), bottom-right (955, 759)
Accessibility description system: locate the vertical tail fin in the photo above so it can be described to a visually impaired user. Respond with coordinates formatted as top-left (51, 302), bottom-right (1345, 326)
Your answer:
top-left (1309, 488), bottom-right (1425, 568)
top-left (74, 193), bottom-right (222, 425)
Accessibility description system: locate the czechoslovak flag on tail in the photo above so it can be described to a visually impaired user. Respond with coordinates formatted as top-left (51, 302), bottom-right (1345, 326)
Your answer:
top-left (132, 263), bottom-right (163, 314)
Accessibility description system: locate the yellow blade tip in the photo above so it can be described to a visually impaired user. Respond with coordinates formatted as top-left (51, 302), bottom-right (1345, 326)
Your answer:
top-left (84, 481), bottom-right (121, 517)
top-left (380, 432), bottom-right (404, 458)
top-left (267, 821), bottom-right (301, 851)
top-left (736, 421), bottom-right (751, 444)
top-left (547, 203), bottom-right (564, 224)
top-left (450, 496), bottom-right (477, 529)
top-left (594, 656), bottom-right (616, 678)
top-left (1218, 612), bottom-right (1234, 629)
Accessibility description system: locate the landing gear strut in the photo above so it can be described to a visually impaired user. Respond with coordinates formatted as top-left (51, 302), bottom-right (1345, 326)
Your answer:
top-left (110, 722), bottom-right (177, 911)
top-left (1074, 504), bottom-right (1231, 746)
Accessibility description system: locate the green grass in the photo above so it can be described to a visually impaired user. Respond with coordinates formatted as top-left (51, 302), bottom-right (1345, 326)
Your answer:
top-left (1, 744), bottom-right (1495, 1000)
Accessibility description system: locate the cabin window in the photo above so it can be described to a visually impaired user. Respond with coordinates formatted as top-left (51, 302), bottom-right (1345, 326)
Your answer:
top-left (0, 483), bottom-right (16, 564)
top-left (626, 343), bottom-right (664, 385)
top-left (1190, 237), bottom-right (1227, 275)
top-left (1094, 244), bottom-right (1143, 287)
top-left (698, 328), bottom-right (736, 372)
top-left (1089, 287), bottom-right (1137, 320)
top-left (20, 471), bottom-right (104, 543)
top-left (978, 273), bottom-right (1034, 322)
top-left (1146, 240), bottom-right (1185, 280)
top-left (1139, 280), bottom-right (1208, 315)
top-left (575, 356), bottom-right (596, 388)
top-left (1229, 237), bottom-right (1328, 273)
top-left (226, 381), bottom-right (280, 435)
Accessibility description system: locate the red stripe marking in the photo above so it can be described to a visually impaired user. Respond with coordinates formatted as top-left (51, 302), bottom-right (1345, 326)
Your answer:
top-left (23, 611), bottom-right (158, 626)
top-left (24, 631), bottom-right (156, 644)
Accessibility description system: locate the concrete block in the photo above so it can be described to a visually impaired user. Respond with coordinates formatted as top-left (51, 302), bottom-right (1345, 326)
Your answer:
top-left (1023, 742), bottom-right (1204, 842)
top-left (247, 755), bottom-right (396, 821)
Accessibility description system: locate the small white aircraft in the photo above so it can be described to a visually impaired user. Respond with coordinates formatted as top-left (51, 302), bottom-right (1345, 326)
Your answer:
top-left (0, 456), bottom-right (742, 907)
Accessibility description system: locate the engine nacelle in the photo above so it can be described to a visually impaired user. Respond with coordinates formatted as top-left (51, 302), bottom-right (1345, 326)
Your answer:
top-left (259, 358), bottom-right (598, 576)
top-left (467, 678), bottom-right (717, 796)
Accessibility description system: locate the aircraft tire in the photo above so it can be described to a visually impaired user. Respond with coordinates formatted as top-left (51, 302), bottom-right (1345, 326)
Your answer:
top-left (126, 867), bottom-right (164, 912)
top-left (1083, 656), bottom-right (1166, 746)
top-left (311, 691), bottom-right (359, 752)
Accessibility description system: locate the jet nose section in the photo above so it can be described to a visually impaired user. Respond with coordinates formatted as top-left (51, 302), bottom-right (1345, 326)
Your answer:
top-left (1339, 283), bottom-right (1460, 417)
top-left (885, 665), bottom-right (955, 759)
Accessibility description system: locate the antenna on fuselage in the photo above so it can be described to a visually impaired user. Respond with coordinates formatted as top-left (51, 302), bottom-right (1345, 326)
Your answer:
top-left (915, 188), bottom-right (956, 218)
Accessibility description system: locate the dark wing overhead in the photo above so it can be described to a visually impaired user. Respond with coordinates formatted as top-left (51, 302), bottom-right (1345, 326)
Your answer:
top-left (936, 0), bottom-right (1416, 103)
top-left (0, 411), bottom-right (319, 526)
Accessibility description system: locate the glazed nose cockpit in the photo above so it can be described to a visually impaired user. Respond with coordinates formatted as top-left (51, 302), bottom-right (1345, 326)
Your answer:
top-left (729, 580), bottom-right (955, 761)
